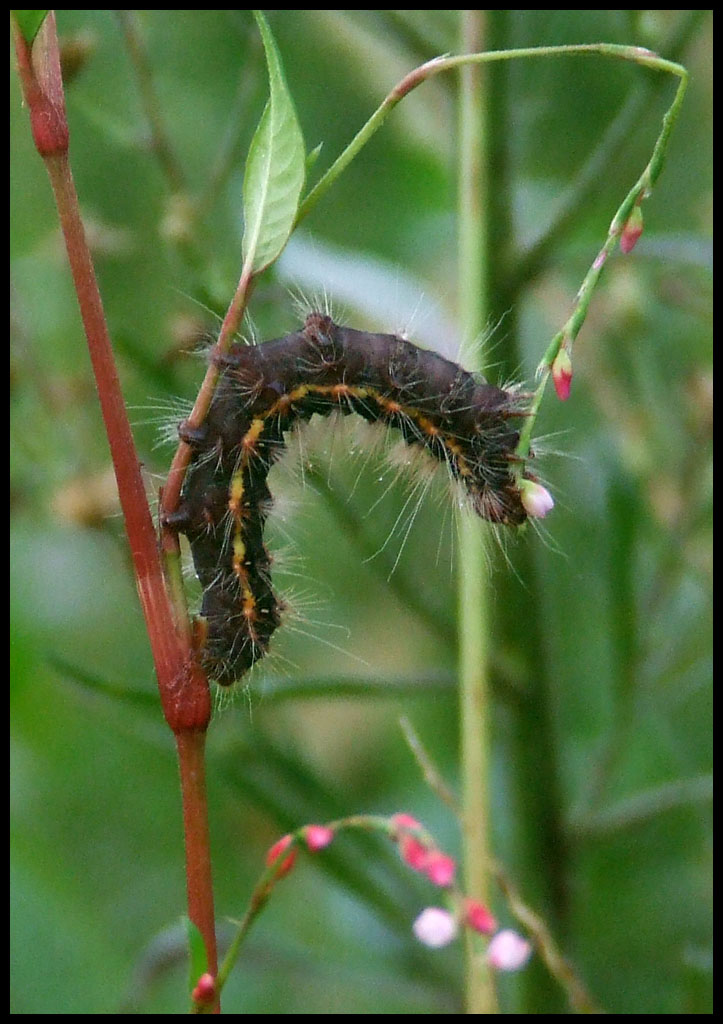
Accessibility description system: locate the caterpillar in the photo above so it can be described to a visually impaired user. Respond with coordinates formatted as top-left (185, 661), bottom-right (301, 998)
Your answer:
top-left (169, 312), bottom-right (533, 686)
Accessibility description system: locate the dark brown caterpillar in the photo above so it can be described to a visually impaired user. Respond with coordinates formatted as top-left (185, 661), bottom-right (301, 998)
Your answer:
top-left (172, 313), bottom-right (531, 685)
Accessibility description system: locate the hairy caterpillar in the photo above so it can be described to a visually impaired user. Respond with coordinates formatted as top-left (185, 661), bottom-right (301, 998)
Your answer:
top-left (169, 312), bottom-right (533, 686)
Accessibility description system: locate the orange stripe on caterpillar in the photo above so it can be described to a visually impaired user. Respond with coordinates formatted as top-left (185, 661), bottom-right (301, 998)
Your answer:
top-left (176, 313), bottom-right (532, 686)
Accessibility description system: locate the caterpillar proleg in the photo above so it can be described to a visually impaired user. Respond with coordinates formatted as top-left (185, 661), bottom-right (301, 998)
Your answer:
top-left (172, 313), bottom-right (534, 685)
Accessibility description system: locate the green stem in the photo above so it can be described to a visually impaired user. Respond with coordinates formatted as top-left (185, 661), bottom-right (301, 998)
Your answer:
top-left (296, 43), bottom-right (686, 229)
top-left (508, 11), bottom-right (704, 294)
top-left (214, 815), bottom-right (395, 997)
top-left (457, 11), bottom-right (497, 1016)
top-left (514, 61), bottom-right (688, 464)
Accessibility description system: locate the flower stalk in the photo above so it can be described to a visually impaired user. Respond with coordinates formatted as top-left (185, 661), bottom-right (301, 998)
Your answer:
top-left (212, 812), bottom-right (513, 1008)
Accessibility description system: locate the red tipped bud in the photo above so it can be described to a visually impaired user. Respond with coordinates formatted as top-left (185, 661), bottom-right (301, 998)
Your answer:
top-left (391, 812), bottom-right (422, 833)
top-left (551, 347), bottom-right (573, 401)
top-left (620, 205), bottom-right (644, 254)
top-left (399, 834), bottom-right (430, 872)
top-left (191, 972), bottom-right (216, 1005)
top-left (463, 898), bottom-right (497, 935)
top-left (520, 480), bottom-right (555, 519)
top-left (412, 907), bottom-right (459, 948)
top-left (392, 814), bottom-right (456, 887)
top-left (305, 824), bottom-right (334, 851)
top-left (487, 929), bottom-right (532, 971)
top-left (265, 834), bottom-right (297, 879)
top-left (424, 851), bottom-right (456, 888)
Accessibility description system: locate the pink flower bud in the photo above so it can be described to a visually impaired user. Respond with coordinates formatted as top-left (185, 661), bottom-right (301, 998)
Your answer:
top-left (391, 812), bottom-right (423, 833)
top-left (551, 347), bottom-right (573, 401)
top-left (487, 929), bottom-right (533, 971)
top-left (305, 824), bottom-right (334, 851)
top-left (519, 479), bottom-right (555, 519)
top-left (412, 907), bottom-right (459, 948)
top-left (424, 851), bottom-right (456, 887)
top-left (191, 972), bottom-right (216, 1005)
top-left (463, 898), bottom-right (497, 935)
top-left (400, 834), bottom-right (430, 872)
top-left (265, 834), bottom-right (297, 878)
top-left (620, 205), bottom-right (644, 254)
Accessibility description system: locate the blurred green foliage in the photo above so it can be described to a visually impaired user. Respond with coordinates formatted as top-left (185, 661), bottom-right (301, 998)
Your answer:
top-left (10, 10), bottom-right (711, 1014)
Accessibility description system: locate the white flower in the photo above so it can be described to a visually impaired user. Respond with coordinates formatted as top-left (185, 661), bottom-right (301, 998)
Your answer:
top-left (487, 929), bottom-right (532, 971)
top-left (520, 480), bottom-right (555, 519)
top-left (412, 907), bottom-right (458, 948)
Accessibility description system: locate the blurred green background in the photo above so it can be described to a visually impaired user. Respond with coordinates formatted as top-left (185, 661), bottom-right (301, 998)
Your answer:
top-left (10, 10), bottom-right (711, 1014)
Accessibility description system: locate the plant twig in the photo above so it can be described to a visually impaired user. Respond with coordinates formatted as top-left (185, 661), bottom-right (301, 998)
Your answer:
top-left (12, 13), bottom-right (218, 1001)
top-left (516, 52), bottom-right (688, 461)
top-left (159, 266), bottom-right (255, 553)
top-left (296, 42), bottom-right (687, 230)
top-left (115, 9), bottom-right (186, 193)
top-left (399, 716), bottom-right (460, 814)
top-left (491, 861), bottom-right (605, 1014)
top-left (507, 11), bottom-right (704, 295)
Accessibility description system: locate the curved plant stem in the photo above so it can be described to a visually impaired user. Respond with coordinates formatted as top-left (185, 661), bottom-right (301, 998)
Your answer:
top-left (296, 41), bottom-right (687, 231)
top-left (515, 54), bottom-right (688, 463)
top-left (159, 265), bottom-right (255, 561)
top-left (508, 10), bottom-right (704, 294)
top-left (456, 10), bottom-right (497, 1016)
top-left (491, 861), bottom-right (604, 1014)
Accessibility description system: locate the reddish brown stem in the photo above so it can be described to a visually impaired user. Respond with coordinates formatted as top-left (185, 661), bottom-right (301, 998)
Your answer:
top-left (12, 11), bottom-right (218, 996)
top-left (42, 143), bottom-right (210, 728)
top-left (160, 265), bottom-right (255, 542)
top-left (177, 731), bottom-right (220, 1011)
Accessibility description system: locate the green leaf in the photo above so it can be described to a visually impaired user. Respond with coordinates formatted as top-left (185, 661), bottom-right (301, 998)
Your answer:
top-left (183, 916), bottom-right (208, 993)
top-left (241, 11), bottom-right (305, 275)
top-left (11, 10), bottom-right (48, 44)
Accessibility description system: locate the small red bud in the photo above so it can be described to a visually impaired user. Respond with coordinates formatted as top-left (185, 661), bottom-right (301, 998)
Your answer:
top-left (424, 851), bottom-right (456, 887)
top-left (265, 834), bottom-right (297, 878)
top-left (620, 205), bottom-right (644, 254)
top-left (305, 824), bottom-right (334, 851)
top-left (464, 898), bottom-right (497, 935)
top-left (551, 347), bottom-right (573, 401)
top-left (391, 812), bottom-right (422, 834)
top-left (191, 972), bottom-right (216, 1005)
top-left (399, 834), bottom-right (430, 872)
